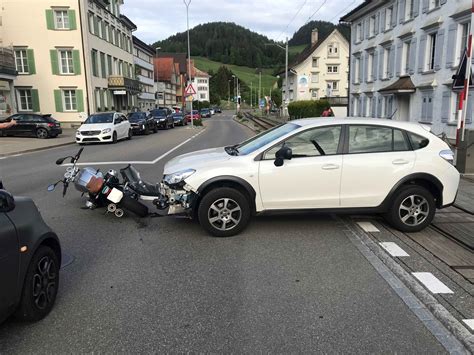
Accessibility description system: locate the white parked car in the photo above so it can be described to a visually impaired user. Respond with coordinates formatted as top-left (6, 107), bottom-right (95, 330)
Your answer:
top-left (158, 118), bottom-right (460, 237)
top-left (76, 112), bottom-right (132, 144)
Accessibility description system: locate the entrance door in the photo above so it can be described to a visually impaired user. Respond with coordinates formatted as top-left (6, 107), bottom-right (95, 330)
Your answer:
top-left (397, 95), bottom-right (411, 121)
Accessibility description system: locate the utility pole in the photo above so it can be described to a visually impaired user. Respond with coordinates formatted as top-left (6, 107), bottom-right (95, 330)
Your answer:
top-left (250, 82), bottom-right (253, 109)
top-left (265, 37), bottom-right (289, 117)
top-left (228, 79), bottom-right (231, 107)
top-left (258, 71), bottom-right (261, 113)
top-left (184, 0), bottom-right (193, 128)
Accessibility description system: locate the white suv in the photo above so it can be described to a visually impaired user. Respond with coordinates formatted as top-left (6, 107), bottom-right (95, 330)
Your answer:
top-left (160, 118), bottom-right (460, 237)
top-left (76, 112), bottom-right (132, 144)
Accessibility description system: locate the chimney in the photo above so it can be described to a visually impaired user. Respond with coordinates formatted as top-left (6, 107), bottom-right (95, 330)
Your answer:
top-left (311, 28), bottom-right (319, 46)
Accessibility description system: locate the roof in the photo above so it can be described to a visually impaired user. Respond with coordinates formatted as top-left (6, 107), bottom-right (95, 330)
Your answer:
top-left (120, 15), bottom-right (137, 31)
top-left (132, 36), bottom-right (155, 56)
top-left (340, 0), bottom-right (381, 23)
top-left (379, 76), bottom-right (416, 94)
top-left (157, 53), bottom-right (187, 74)
top-left (192, 66), bottom-right (210, 78)
top-left (154, 57), bottom-right (176, 82)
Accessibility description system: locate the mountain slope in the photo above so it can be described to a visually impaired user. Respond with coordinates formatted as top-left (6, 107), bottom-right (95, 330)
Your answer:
top-left (153, 22), bottom-right (285, 68)
top-left (289, 20), bottom-right (350, 46)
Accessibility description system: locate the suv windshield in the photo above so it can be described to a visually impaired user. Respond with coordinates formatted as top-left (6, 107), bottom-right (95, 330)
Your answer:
top-left (128, 112), bottom-right (145, 122)
top-left (85, 113), bottom-right (114, 124)
top-left (151, 109), bottom-right (167, 116)
top-left (236, 123), bottom-right (300, 155)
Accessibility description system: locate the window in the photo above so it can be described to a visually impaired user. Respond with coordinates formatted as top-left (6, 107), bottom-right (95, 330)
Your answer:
top-left (366, 96), bottom-right (373, 117)
top-left (312, 57), bottom-right (318, 68)
top-left (311, 89), bottom-right (318, 98)
top-left (383, 47), bottom-right (390, 79)
top-left (354, 57), bottom-right (360, 83)
top-left (367, 52), bottom-right (374, 82)
top-left (384, 95), bottom-right (393, 117)
top-left (63, 90), bottom-right (77, 111)
top-left (88, 12), bottom-right (94, 34)
top-left (327, 65), bottom-right (339, 73)
top-left (408, 132), bottom-right (429, 150)
top-left (356, 23), bottom-right (362, 42)
top-left (107, 55), bottom-right (112, 75)
top-left (348, 125), bottom-right (393, 154)
top-left (393, 129), bottom-right (410, 151)
top-left (105, 23), bottom-right (110, 41)
top-left (17, 89), bottom-right (32, 111)
top-left (429, 0), bottom-right (440, 10)
top-left (327, 81), bottom-right (338, 91)
top-left (97, 17), bottom-right (103, 38)
top-left (311, 72), bottom-right (318, 83)
top-left (426, 33), bottom-right (437, 71)
top-left (54, 10), bottom-right (69, 29)
top-left (14, 49), bottom-right (29, 74)
top-left (91, 50), bottom-right (98, 77)
top-left (405, 0), bottom-right (414, 20)
top-left (421, 91), bottom-right (434, 121)
top-left (385, 7), bottom-right (393, 31)
top-left (402, 41), bottom-right (411, 75)
top-left (200, 93), bottom-right (206, 99)
top-left (458, 22), bottom-right (471, 64)
top-left (328, 43), bottom-right (339, 57)
top-left (59, 50), bottom-right (74, 74)
top-left (112, 28), bottom-right (117, 45)
top-left (369, 15), bottom-right (376, 37)
top-left (264, 126), bottom-right (342, 159)
top-left (352, 96), bottom-right (359, 116)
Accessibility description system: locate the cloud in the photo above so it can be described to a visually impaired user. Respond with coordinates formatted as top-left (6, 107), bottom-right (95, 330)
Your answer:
top-left (122, 0), bottom-right (364, 44)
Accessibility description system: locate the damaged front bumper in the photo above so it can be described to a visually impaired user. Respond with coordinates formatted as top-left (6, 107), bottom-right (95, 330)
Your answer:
top-left (154, 181), bottom-right (198, 216)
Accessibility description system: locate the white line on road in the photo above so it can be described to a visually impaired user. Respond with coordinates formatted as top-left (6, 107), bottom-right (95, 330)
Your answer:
top-left (412, 272), bottom-right (454, 294)
top-left (462, 319), bottom-right (474, 331)
top-left (64, 129), bottom-right (206, 166)
top-left (379, 242), bottom-right (410, 257)
top-left (357, 221), bottom-right (380, 233)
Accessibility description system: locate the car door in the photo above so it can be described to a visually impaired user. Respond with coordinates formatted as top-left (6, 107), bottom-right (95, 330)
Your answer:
top-left (114, 115), bottom-right (124, 139)
top-left (7, 114), bottom-right (26, 136)
top-left (340, 125), bottom-right (416, 208)
top-left (120, 114), bottom-right (129, 138)
top-left (258, 125), bottom-right (343, 209)
top-left (0, 212), bottom-right (19, 319)
top-left (25, 114), bottom-right (42, 136)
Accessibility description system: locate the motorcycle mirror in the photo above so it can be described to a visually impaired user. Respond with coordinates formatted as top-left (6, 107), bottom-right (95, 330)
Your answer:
top-left (56, 157), bottom-right (67, 165)
top-left (47, 184), bottom-right (56, 192)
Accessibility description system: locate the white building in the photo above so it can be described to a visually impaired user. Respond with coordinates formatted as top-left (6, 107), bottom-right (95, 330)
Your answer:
top-left (192, 67), bottom-right (210, 102)
top-left (133, 36), bottom-right (155, 110)
top-left (282, 28), bottom-right (350, 105)
top-left (341, 0), bottom-right (473, 138)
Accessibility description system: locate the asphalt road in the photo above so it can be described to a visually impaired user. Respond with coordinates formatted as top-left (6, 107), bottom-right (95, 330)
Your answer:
top-left (0, 112), bottom-right (446, 353)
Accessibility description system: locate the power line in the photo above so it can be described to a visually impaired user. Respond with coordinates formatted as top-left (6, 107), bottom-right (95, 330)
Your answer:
top-left (328, 0), bottom-right (358, 23)
top-left (305, 0), bottom-right (328, 24)
top-left (276, 0), bottom-right (309, 41)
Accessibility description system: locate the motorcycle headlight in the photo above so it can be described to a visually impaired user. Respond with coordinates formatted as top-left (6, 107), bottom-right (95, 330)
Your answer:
top-left (102, 128), bottom-right (112, 134)
top-left (163, 169), bottom-right (196, 185)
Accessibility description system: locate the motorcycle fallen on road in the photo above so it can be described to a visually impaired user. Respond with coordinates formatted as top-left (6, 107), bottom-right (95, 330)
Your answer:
top-left (48, 148), bottom-right (149, 218)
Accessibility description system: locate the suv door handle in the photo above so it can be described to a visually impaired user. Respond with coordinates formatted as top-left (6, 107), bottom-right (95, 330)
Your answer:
top-left (392, 159), bottom-right (409, 165)
top-left (321, 164), bottom-right (340, 170)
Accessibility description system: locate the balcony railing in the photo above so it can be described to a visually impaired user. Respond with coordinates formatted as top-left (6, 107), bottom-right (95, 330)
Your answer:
top-left (108, 75), bottom-right (141, 94)
top-left (0, 47), bottom-right (17, 76)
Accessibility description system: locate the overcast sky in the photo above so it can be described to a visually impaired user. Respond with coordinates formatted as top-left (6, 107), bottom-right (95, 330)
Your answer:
top-left (122, 0), bottom-right (364, 45)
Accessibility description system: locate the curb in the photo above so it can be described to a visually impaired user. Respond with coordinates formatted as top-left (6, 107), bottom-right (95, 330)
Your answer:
top-left (0, 140), bottom-right (76, 158)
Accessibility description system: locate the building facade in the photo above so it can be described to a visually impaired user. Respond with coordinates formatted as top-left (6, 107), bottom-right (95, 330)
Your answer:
top-left (2, 0), bottom-right (139, 127)
top-left (154, 57), bottom-right (178, 107)
top-left (0, 47), bottom-right (18, 119)
top-left (282, 29), bottom-right (350, 104)
top-left (341, 0), bottom-right (473, 138)
top-left (192, 67), bottom-right (210, 102)
top-left (133, 36), bottom-right (155, 110)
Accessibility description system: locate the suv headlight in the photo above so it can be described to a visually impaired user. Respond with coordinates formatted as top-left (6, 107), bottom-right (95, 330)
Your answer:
top-left (163, 169), bottom-right (196, 185)
top-left (102, 128), bottom-right (112, 134)
top-left (76, 130), bottom-right (81, 135)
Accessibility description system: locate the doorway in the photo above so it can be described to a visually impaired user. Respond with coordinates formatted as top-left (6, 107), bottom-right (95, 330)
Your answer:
top-left (396, 95), bottom-right (411, 121)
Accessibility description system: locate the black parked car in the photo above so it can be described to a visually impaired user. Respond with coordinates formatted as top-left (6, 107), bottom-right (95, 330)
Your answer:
top-left (127, 112), bottom-right (157, 135)
top-left (172, 113), bottom-right (187, 126)
top-left (150, 108), bottom-right (174, 129)
top-left (0, 114), bottom-right (62, 139)
top-left (200, 108), bottom-right (211, 118)
top-left (0, 181), bottom-right (61, 323)
top-left (214, 107), bottom-right (222, 113)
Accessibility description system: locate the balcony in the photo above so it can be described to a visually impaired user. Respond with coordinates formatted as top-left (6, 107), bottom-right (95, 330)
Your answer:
top-left (0, 47), bottom-right (17, 77)
top-left (138, 92), bottom-right (155, 100)
top-left (108, 75), bottom-right (140, 94)
top-left (137, 74), bottom-right (154, 87)
top-left (133, 57), bottom-right (153, 71)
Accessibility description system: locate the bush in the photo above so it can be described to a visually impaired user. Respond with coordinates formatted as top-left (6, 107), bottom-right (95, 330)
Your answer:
top-left (287, 99), bottom-right (330, 120)
top-left (236, 112), bottom-right (243, 119)
top-left (192, 118), bottom-right (203, 126)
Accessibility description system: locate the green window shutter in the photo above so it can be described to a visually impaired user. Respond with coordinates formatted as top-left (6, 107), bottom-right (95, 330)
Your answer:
top-left (46, 9), bottom-right (55, 30)
top-left (68, 10), bottom-right (77, 30)
top-left (93, 16), bottom-right (99, 35)
top-left (54, 90), bottom-right (63, 112)
top-left (50, 50), bottom-right (59, 75)
top-left (31, 89), bottom-right (40, 112)
top-left (76, 90), bottom-right (84, 112)
top-left (72, 50), bottom-right (81, 75)
top-left (26, 49), bottom-right (36, 74)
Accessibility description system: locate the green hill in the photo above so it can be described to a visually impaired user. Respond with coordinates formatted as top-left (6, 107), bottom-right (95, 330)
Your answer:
top-left (289, 20), bottom-right (350, 46)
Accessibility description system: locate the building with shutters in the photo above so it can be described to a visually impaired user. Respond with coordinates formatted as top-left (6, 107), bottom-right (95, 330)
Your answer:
top-left (191, 66), bottom-right (210, 102)
top-left (281, 28), bottom-right (350, 105)
top-left (132, 36), bottom-right (156, 110)
top-left (341, 0), bottom-right (473, 138)
top-left (1, 0), bottom-right (139, 127)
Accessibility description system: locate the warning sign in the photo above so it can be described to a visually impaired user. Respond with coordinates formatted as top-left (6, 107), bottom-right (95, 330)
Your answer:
top-left (185, 84), bottom-right (196, 95)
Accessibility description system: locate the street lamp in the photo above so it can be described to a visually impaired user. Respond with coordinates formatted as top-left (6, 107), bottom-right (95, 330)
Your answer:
top-left (266, 37), bottom-right (289, 118)
top-left (227, 79), bottom-right (231, 106)
top-left (183, 0), bottom-right (193, 128)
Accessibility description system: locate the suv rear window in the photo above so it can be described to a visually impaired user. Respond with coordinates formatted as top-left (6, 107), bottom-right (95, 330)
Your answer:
top-left (348, 125), bottom-right (410, 154)
top-left (407, 132), bottom-right (429, 150)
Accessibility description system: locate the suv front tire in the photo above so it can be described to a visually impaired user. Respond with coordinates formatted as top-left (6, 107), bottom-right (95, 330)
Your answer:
top-left (198, 187), bottom-right (251, 237)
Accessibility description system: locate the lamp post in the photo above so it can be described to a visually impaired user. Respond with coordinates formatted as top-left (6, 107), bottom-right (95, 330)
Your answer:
top-left (183, 0), bottom-right (193, 128)
top-left (232, 74), bottom-right (236, 113)
top-left (265, 37), bottom-right (288, 117)
top-left (227, 79), bottom-right (231, 107)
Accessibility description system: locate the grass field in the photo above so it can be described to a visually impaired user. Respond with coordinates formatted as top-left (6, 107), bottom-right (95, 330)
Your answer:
top-left (289, 44), bottom-right (308, 55)
top-left (193, 56), bottom-right (278, 93)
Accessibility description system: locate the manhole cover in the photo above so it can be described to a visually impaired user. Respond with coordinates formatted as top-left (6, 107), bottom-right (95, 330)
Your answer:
top-left (61, 252), bottom-right (75, 269)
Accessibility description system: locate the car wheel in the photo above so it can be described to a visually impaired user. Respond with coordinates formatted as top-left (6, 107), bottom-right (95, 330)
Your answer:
top-left (36, 128), bottom-right (49, 139)
top-left (384, 186), bottom-right (436, 233)
top-left (153, 124), bottom-right (158, 133)
top-left (112, 131), bottom-right (117, 144)
top-left (198, 187), bottom-right (251, 237)
top-left (15, 246), bottom-right (60, 322)
top-left (144, 126), bottom-right (150, 135)
top-left (127, 129), bottom-right (132, 140)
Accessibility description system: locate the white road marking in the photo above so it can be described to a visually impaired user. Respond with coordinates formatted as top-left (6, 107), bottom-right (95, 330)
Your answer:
top-left (412, 272), bottom-right (454, 294)
top-left (357, 221), bottom-right (380, 233)
top-left (64, 129), bottom-right (206, 166)
top-left (462, 319), bottom-right (474, 331)
top-left (379, 242), bottom-right (410, 257)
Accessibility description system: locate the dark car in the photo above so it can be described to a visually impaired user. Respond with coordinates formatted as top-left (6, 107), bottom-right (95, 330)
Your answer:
top-left (0, 114), bottom-right (62, 139)
top-left (200, 108), bottom-right (211, 118)
top-left (150, 108), bottom-right (174, 129)
top-left (0, 181), bottom-right (61, 323)
top-left (127, 112), bottom-right (157, 135)
top-left (172, 113), bottom-right (187, 126)
top-left (214, 107), bottom-right (222, 113)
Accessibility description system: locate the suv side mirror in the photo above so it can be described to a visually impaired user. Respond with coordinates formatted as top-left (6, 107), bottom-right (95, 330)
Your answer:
top-left (274, 146), bottom-right (292, 167)
top-left (0, 190), bottom-right (15, 213)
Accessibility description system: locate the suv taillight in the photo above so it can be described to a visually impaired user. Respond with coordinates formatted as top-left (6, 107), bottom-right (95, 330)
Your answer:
top-left (439, 149), bottom-right (454, 164)
top-left (47, 123), bottom-right (55, 127)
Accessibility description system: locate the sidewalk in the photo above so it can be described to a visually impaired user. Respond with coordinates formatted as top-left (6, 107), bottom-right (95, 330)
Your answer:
top-left (0, 129), bottom-right (76, 157)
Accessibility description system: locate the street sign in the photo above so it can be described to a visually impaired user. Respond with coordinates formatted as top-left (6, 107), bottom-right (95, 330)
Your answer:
top-left (113, 90), bottom-right (126, 95)
top-left (185, 84), bottom-right (196, 95)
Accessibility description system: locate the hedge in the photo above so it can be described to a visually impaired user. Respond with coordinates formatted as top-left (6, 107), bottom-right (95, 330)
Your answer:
top-left (287, 99), bottom-right (330, 120)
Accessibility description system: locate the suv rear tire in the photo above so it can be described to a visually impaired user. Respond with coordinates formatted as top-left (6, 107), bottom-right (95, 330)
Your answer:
top-left (198, 187), bottom-right (251, 237)
top-left (384, 185), bottom-right (436, 233)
